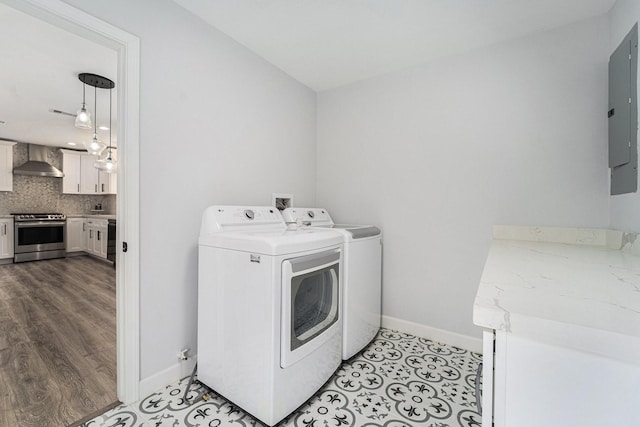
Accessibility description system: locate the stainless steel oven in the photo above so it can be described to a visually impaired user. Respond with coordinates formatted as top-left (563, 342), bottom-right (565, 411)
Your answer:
top-left (13, 213), bottom-right (67, 262)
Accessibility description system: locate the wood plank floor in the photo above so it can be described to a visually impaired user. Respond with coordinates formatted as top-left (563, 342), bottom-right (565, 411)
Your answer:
top-left (0, 256), bottom-right (117, 427)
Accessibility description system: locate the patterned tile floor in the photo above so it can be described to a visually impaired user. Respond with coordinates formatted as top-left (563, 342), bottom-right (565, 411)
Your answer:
top-left (81, 329), bottom-right (482, 427)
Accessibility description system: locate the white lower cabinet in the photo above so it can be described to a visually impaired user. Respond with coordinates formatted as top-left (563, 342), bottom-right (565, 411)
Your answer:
top-left (0, 218), bottom-right (14, 261)
top-left (85, 219), bottom-right (108, 259)
top-left (66, 218), bottom-right (85, 253)
top-left (482, 329), bottom-right (640, 427)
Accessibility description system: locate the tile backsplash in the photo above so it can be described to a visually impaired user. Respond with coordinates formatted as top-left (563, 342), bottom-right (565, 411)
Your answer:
top-left (0, 143), bottom-right (116, 215)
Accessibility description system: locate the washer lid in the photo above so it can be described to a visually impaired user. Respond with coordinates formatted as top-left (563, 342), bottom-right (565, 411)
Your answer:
top-left (199, 228), bottom-right (343, 255)
top-left (332, 224), bottom-right (381, 239)
top-left (200, 205), bottom-right (285, 234)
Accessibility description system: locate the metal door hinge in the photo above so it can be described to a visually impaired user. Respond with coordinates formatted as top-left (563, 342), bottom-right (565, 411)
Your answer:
top-left (123, 241), bottom-right (128, 252)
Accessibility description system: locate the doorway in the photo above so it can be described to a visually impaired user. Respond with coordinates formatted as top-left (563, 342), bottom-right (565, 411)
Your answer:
top-left (0, 0), bottom-right (140, 422)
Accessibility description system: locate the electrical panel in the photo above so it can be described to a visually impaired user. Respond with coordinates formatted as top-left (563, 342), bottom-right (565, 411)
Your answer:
top-left (609, 23), bottom-right (638, 195)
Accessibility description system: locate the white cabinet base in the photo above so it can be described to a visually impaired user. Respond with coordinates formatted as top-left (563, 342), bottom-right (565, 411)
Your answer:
top-left (66, 218), bottom-right (85, 253)
top-left (481, 330), bottom-right (494, 427)
top-left (85, 219), bottom-right (108, 260)
top-left (486, 330), bottom-right (640, 427)
top-left (0, 218), bottom-right (14, 261)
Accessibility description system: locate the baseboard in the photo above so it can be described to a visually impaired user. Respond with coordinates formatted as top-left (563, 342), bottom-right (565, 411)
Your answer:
top-left (382, 315), bottom-right (483, 354)
top-left (139, 356), bottom-right (197, 399)
top-left (139, 319), bottom-right (481, 398)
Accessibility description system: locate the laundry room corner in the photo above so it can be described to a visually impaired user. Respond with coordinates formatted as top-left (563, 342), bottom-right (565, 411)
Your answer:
top-left (315, 14), bottom-right (610, 343)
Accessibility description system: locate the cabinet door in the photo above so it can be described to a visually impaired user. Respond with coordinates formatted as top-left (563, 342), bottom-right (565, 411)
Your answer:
top-left (85, 223), bottom-right (94, 254)
top-left (66, 218), bottom-right (85, 252)
top-left (80, 154), bottom-right (99, 194)
top-left (0, 219), bottom-right (14, 259)
top-left (85, 221), bottom-right (108, 258)
top-left (495, 331), bottom-right (640, 427)
top-left (61, 150), bottom-right (82, 194)
top-left (109, 167), bottom-right (117, 194)
top-left (481, 330), bottom-right (495, 427)
top-left (98, 171), bottom-right (110, 194)
top-left (96, 226), bottom-right (108, 258)
top-left (0, 142), bottom-right (15, 192)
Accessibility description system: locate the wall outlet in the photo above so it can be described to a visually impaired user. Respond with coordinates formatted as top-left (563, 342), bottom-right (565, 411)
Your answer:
top-left (272, 193), bottom-right (293, 211)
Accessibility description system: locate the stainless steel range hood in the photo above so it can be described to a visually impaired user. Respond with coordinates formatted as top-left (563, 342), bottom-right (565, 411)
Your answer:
top-left (13, 144), bottom-right (64, 178)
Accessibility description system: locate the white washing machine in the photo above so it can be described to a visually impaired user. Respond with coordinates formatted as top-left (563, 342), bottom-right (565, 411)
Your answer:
top-left (282, 207), bottom-right (382, 360)
top-left (198, 206), bottom-right (344, 426)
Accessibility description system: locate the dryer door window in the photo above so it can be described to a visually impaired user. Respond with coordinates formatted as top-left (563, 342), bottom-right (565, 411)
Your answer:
top-left (292, 268), bottom-right (338, 348)
top-left (281, 249), bottom-right (341, 368)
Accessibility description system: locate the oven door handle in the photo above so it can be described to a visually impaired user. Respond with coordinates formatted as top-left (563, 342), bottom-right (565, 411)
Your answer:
top-left (15, 221), bottom-right (66, 228)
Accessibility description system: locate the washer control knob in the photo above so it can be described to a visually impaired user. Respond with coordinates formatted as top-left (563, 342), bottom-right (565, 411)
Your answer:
top-left (244, 209), bottom-right (255, 220)
top-left (307, 211), bottom-right (315, 218)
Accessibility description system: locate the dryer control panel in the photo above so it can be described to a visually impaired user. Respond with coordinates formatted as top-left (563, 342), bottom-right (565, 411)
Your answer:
top-left (201, 205), bottom-right (284, 234)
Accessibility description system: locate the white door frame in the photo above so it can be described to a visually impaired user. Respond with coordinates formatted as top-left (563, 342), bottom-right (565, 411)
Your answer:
top-left (1, 0), bottom-right (141, 404)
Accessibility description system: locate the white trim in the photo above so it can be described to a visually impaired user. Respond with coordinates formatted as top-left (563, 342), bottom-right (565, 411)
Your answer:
top-left (139, 358), bottom-right (198, 399)
top-left (382, 315), bottom-right (483, 353)
top-left (2, 0), bottom-right (142, 404)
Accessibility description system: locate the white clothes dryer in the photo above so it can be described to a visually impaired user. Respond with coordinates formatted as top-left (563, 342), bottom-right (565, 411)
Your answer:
top-left (198, 206), bottom-right (344, 426)
top-left (282, 207), bottom-right (382, 360)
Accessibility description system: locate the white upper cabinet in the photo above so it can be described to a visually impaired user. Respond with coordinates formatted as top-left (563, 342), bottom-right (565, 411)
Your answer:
top-left (61, 149), bottom-right (82, 194)
top-left (80, 154), bottom-right (99, 194)
top-left (61, 149), bottom-right (116, 195)
top-left (0, 141), bottom-right (16, 192)
top-left (98, 170), bottom-right (113, 194)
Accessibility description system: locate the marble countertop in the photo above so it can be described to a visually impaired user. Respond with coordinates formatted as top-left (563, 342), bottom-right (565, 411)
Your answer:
top-left (67, 214), bottom-right (116, 220)
top-left (473, 226), bottom-right (640, 363)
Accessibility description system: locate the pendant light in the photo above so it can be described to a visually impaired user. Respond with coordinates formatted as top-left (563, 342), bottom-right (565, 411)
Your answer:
top-left (74, 78), bottom-right (92, 129)
top-left (78, 73), bottom-right (113, 156)
top-left (84, 84), bottom-right (106, 156)
top-left (94, 84), bottom-right (117, 173)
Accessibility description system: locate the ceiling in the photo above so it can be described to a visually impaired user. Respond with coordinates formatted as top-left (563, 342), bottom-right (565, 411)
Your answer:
top-left (174, 0), bottom-right (617, 91)
top-left (0, 3), bottom-right (117, 149)
top-left (0, 1), bottom-right (617, 149)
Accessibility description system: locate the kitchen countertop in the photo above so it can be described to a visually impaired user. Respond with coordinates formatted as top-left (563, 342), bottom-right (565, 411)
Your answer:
top-left (0, 214), bottom-right (116, 220)
top-left (473, 225), bottom-right (640, 364)
top-left (67, 214), bottom-right (116, 220)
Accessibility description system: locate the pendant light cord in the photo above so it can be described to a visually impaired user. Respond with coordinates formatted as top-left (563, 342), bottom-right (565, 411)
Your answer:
top-left (93, 85), bottom-right (97, 135)
top-left (109, 87), bottom-right (112, 155)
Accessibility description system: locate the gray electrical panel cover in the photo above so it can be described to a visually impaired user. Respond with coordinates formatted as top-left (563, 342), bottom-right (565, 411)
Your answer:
top-left (609, 23), bottom-right (638, 195)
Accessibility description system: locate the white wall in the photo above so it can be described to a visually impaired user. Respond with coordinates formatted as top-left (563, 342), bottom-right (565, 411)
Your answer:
top-left (317, 17), bottom-right (610, 338)
top-left (610, 0), bottom-right (640, 232)
top-left (61, 0), bottom-right (317, 381)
